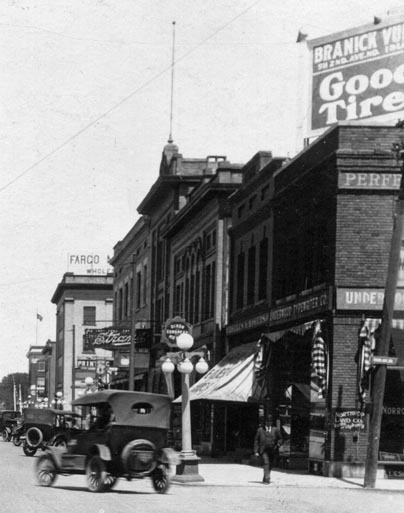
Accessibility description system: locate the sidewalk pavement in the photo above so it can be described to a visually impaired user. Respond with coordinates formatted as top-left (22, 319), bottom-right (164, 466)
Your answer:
top-left (173, 458), bottom-right (404, 491)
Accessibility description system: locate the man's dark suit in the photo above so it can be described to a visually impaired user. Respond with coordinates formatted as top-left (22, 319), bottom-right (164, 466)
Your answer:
top-left (254, 424), bottom-right (283, 483)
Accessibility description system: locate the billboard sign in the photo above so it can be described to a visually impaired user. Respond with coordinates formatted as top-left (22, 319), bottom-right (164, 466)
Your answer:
top-left (308, 17), bottom-right (404, 133)
top-left (67, 252), bottom-right (113, 275)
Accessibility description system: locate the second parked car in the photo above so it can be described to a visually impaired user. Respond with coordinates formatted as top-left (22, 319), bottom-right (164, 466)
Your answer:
top-left (22, 408), bottom-right (82, 456)
top-left (0, 410), bottom-right (22, 442)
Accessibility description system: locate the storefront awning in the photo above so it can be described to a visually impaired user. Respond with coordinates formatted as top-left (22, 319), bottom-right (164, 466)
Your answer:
top-left (173, 341), bottom-right (265, 403)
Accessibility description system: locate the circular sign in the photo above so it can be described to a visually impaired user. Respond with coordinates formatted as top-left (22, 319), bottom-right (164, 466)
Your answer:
top-left (163, 317), bottom-right (191, 346)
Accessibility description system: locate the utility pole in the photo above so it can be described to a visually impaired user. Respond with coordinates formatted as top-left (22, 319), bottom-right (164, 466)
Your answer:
top-left (364, 137), bottom-right (404, 488)
top-left (129, 256), bottom-right (136, 391)
top-left (71, 325), bottom-right (76, 406)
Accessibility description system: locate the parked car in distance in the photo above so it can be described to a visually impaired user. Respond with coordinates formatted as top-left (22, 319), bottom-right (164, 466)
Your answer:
top-left (0, 410), bottom-right (22, 442)
top-left (11, 414), bottom-right (26, 446)
top-left (22, 408), bottom-right (82, 456)
top-left (35, 390), bottom-right (179, 493)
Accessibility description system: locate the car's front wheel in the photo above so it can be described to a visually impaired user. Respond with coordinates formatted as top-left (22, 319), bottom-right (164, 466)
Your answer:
top-left (12, 435), bottom-right (23, 447)
top-left (103, 473), bottom-right (118, 491)
top-left (36, 454), bottom-right (58, 487)
top-left (151, 464), bottom-right (170, 494)
top-left (23, 442), bottom-right (37, 456)
top-left (86, 455), bottom-right (107, 492)
top-left (2, 428), bottom-right (10, 442)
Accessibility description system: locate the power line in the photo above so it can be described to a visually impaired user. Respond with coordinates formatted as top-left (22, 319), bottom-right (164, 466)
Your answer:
top-left (0, 0), bottom-right (262, 194)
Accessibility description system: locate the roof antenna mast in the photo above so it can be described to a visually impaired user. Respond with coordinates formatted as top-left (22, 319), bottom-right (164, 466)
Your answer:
top-left (168, 21), bottom-right (176, 144)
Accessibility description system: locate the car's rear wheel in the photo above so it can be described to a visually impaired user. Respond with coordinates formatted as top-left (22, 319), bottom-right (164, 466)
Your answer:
top-left (151, 464), bottom-right (170, 494)
top-left (36, 454), bottom-right (58, 487)
top-left (23, 442), bottom-right (37, 456)
top-left (86, 455), bottom-right (107, 492)
top-left (52, 437), bottom-right (67, 449)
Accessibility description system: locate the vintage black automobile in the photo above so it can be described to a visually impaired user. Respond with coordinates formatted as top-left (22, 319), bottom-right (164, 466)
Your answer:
top-left (35, 390), bottom-right (178, 493)
top-left (0, 410), bottom-right (22, 442)
top-left (22, 408), bottom-right (82, 456)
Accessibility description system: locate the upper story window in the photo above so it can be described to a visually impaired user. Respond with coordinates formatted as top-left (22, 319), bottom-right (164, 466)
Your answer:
top-left (249, 194), bottom-right (257, 210)
top-left (38, 361), bottom-right (45, 372)
top-left (238, 204), bottom-right (245, 219)
top-left (83, 306), bottom-right (96, 326)
top-left (261, 185), bottom-right (269, 201)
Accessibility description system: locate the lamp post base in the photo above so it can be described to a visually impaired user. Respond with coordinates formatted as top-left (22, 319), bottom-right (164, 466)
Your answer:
top-left (171, 451), bottom-right (204, 483)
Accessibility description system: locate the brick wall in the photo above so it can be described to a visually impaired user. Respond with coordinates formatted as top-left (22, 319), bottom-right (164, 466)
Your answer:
top-left (330, 319), bottom-right (368, 462)
top-left (335, 194), bottom-right (395, 287)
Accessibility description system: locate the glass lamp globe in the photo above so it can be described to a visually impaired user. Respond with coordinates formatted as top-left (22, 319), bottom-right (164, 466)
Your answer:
top-left (176, 332), bottom-right (194, 351)
top-left (56, 391), bottom-right (63, 398)
top-left (195, 357), bottom-right (209, 374)
top-left (161, 358), bottom-right (175, 374)
top-left (178, 358), bottom-right (193, 374)
top-left (85, 377), bottom-right (94, 387)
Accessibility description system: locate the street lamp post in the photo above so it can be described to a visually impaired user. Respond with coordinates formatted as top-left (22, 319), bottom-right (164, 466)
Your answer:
top-left (53, 391), bottom-right (64, 410)
top-left (161, 332), bottom-right (209, 483)
top-left (85, 376), bottom-right (95, 394)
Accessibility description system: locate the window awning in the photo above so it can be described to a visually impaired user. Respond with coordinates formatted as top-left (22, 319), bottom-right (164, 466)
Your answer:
top-left (173, 341), bottom-right (266, 403)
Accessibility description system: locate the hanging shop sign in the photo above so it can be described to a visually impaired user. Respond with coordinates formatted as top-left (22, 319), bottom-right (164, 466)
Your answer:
top-left (84, 327), bottom-right (152, 351)
top-left (308, 16), bottom-right (404, 134)
top-left (336, 287), bottom-right (404, 310)
top-left (333, 409), bottom-right (366, 431)
top-left (269, 286), bottom-right (332, 327)
top-left (84, 327), bottom-right (131, 351)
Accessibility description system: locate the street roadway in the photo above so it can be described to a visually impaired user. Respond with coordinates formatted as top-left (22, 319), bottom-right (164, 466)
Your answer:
top-left (0, 441), bottom-right (403, 513)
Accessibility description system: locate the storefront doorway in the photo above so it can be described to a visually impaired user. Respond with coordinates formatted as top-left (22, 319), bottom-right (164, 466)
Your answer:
top-left (270, 331), bottom-right (312, 468)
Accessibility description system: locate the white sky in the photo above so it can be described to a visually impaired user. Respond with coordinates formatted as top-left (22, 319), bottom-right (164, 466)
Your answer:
top-left (0, 0), bottom-right (402, 380)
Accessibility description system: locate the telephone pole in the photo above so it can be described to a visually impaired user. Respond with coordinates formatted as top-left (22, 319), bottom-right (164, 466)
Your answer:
top-left (364, 136), bottom-right (404, 488)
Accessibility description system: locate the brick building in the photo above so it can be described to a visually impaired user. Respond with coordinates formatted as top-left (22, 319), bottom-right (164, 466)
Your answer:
top-left (261, 123), bottom-right (404, 476)
top-left (109, 216), bottom-right (152, 390)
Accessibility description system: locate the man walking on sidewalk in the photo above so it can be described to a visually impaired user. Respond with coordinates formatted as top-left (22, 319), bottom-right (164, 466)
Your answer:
top-left (254, 414), bottom-right (283, 484)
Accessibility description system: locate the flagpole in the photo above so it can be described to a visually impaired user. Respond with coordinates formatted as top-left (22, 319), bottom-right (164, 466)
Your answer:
top-left (12, 376), bottom-right (16, 410)
top-left (19, 384), bottom-right (22, 413)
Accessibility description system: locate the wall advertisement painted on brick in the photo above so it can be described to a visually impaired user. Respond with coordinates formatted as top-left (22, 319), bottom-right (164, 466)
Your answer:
top-left (308, 17), bottom-right (404, 133)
